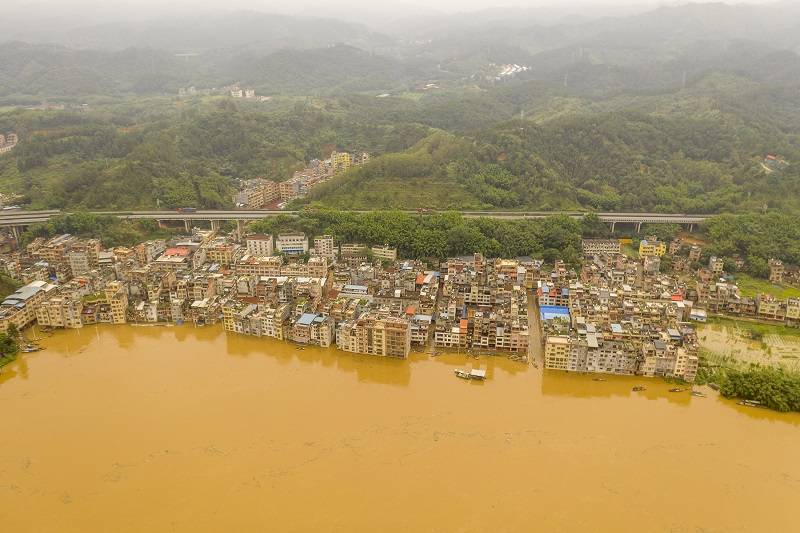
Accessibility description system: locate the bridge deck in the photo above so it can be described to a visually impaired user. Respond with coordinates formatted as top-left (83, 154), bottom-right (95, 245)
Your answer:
top-left (0, 209), bottom-right (713, 227)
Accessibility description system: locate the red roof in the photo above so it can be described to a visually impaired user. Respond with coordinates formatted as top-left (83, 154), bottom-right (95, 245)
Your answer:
top-left (164, 247), bottom-right (191, 257)
top-left (405, 305), bottom-right (416, 315)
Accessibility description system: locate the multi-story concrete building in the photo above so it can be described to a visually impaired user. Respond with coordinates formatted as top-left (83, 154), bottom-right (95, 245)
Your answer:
top-left (279, 179), bottom-right (303, 202)
top-left (104, 281), bottom-right (128, 324)
top-left (371, 245), bottom-right (397, 262)
top-left (245, 234), bottom-right (273, 257)
top-left (0, 133), bottom-right (18, 154)
top-left (235, 255), bottom-right (283, 277)
top-left (709, 256), bottom-right (724, 276)
top-left (769, 259), bottom-right (785, 283)
top-left (582, 239), bottom-right (621, 255)
top-left (276, 233), bottom-right (308, 255)
top-left (313, 235), bottom-right (335, 259)
top-left (330, 151), bottom-right (353, 174)
top-left (292, 313), bottom-right (334, 347)
top-left (36, 293), bottom-right (83, 329)
top-left (135, 240), bottom-right (167, 265)
top-left (337, 313), bottom-right (411, 358)
top-left (0, 280), bottom-right (57, 332)
top-left (205, 241), bottom-right (239, 266)
top-left (639, 238), bottom-right (666, 257)
top-left (544, 336), bottom-right (570, 370)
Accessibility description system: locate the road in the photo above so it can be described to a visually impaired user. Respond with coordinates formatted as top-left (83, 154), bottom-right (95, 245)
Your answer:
top-left (0, 208), bottom-right (713, 228)
top-left (527, 289), bottom-right (544, 367)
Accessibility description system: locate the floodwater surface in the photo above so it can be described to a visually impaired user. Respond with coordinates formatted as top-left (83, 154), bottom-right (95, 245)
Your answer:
top-left (1, 325), bottom-right (799, 532)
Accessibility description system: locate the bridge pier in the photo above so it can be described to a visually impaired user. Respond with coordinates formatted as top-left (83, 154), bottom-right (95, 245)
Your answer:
top-left (10, 225), bottom-right (20, 241)
top-left (688, 223), bottom-right (694, 232)
top-left (210, 220), bottom-right (220, 232)
top-left (184, 219), bottom-right (191, 233)
top-left (236, 220), bottom-right (245, 241)
top-left (610, 221), bottom-right (616, 233)
top-left (636, 222), bottom-right (642, 233)
top-left (157, 220), bottom-right (166, 229)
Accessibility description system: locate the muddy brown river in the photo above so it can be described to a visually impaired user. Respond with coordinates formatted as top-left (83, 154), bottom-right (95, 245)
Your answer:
top-left (1, 325), bottom-right (798, 532)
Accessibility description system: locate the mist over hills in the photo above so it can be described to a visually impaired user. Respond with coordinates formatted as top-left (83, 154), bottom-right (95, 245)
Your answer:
top-left (1, 2), bottom-right (799, 99)
top-left (1, 2), bottom-right (800, 216)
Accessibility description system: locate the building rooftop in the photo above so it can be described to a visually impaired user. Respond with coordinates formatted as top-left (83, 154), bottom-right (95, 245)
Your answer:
top-left (297, 313), bottom-right (317, 326)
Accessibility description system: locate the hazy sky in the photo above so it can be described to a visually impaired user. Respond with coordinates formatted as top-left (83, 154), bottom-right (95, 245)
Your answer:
top-left (3, 0), bottom-right (783, 34)
top-left (6, 0), bottom-right (780, 16)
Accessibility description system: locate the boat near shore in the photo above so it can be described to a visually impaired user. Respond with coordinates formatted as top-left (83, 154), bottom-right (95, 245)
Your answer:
top-left (22, 343), bottom-right (43, 353)
top-left (454, 368), bottom-right (487, 381)
top-left (738, 399), bottom-right (766, 408)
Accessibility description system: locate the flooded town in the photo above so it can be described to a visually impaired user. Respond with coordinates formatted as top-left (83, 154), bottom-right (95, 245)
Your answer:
top-left (4, 1), bottom-right (800, 530)
top-left (0, 224), bottom-right (799, 531)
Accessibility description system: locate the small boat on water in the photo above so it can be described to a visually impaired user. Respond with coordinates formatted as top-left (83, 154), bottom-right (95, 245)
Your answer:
top-left (454, 368), bottom-right (487, 381)
top-left (592, 377), bottom-right (606, 382)
top-left (22, 344), bottom-right (42, 353)
top-left (738, 399), bottom-right (765, 408)
top-left (632, 385), bottom-right (646, 392)
top-left (669, 388), bottom-right (685, 393)
top-left (690, 391), bottom-right (706, 398)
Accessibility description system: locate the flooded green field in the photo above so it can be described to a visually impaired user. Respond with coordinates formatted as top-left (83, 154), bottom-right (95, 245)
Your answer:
top-left (699, 319), bottom-right (800, 372)
top-left (1, 324), bottom-right (799, 532)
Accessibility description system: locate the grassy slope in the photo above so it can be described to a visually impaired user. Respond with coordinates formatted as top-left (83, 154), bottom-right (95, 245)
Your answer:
top-left (734, 273), bottom-right (800, 300)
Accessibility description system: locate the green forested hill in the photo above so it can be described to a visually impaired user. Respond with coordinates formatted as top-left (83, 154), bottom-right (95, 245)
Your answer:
top-left (0, 99), bottom-right (432, 209)
top-left (3, 1), bottom-right (800, 214)
top-left (2, 84), bottom-right (800, 213)
top-left (307, 104), bottom-right (800, 213)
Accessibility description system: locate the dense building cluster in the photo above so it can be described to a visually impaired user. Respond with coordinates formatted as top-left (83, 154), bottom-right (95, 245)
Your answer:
top-left (234, 151), bottom-right (369, 207)
top-left (4, 226), bottom-right (800, 384)
top-left (542, 240), bottom-right (701, 382)
top-left (0, 133), bottom-right (18, 154)
top-left (0, 229), bottom-right (443, 360)
top-left (434, 254), bottom-right (531, 358)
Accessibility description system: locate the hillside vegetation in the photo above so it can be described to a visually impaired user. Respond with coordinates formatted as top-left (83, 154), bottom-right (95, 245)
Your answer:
top-left (1, 3), bottom-right (800, 217)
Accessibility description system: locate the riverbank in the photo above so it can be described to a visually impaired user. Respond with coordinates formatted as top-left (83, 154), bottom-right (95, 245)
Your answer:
top-left (0, 352), bottom-right (16, 369)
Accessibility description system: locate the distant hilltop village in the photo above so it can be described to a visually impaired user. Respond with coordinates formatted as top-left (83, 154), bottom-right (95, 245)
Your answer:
top-left (0, 133), bottom-right (19, 155)
top-left (178, 84), bottom-right (271, 102)
top-left (234, 150), bottom-right (369, 208)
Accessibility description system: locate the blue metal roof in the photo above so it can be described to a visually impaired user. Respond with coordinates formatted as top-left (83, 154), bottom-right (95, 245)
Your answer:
top-left (539, 306), bottom-right (570, 321)
top-left (297, 313), bottom-right (317, 326)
